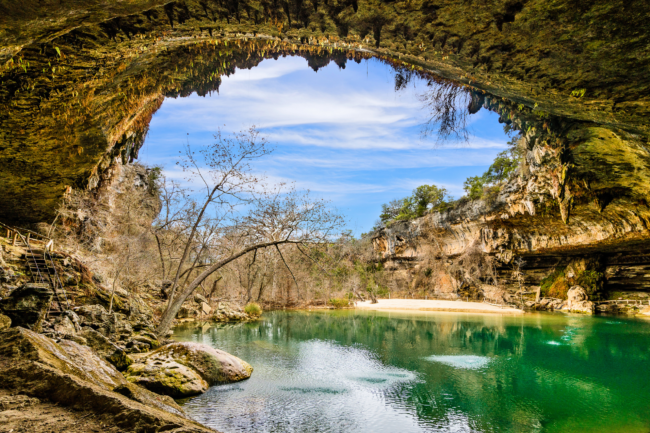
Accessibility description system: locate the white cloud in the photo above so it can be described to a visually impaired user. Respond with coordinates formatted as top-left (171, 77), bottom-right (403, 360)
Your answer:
top-left (144, 57), bottom-right (512, 232)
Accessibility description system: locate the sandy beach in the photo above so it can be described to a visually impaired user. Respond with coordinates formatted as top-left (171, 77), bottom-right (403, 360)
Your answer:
top-left (354, 299), bottom-right (524, 314)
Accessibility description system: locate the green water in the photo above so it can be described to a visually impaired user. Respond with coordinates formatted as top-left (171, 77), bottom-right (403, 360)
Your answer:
top-left (173, 310), bottom-right (650, 433)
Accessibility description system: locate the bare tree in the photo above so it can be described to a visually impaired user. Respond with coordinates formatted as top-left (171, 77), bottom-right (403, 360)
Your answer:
top-left (155, 129), bottom-right (343, 336)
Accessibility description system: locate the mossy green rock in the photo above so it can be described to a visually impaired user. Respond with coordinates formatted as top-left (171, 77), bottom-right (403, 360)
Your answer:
top-left (79, 327), bottom-right (134, 371)
top-left (124, 357), bottom-right (209, 398)
top-left (123, 342), bottom-right (253, 398)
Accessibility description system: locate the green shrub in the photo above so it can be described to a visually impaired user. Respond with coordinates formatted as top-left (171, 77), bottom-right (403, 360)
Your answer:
top-left (328, 298), bottom-right (350, 309)
top-left (576, 270), bottom-right (603, 295)
top-left (244, 302), bottom-right (263, 317)
top-left (540, 267), bottom-right (566, 298)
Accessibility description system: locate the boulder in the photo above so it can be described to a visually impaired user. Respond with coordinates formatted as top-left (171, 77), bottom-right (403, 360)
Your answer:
top-left (124, 342), bottom-right (253, 398)
top-left (159, 343), bottom-right (253, 385)
top-left (0, 313), bottom-right (10, 331)
top-left (194, 293), bottom-right (208, 304)
top-left (125, 333), bottom-right (160, 353)
top-left (564, 286), bottom-right (594, 314)
top-left (0, 283), bottom-right (53, 332)
top-left (211, 302), bottom-right (253, 322)
top-left (124, 356), bottom-right (209, 398)
top-left (177, 304), bottom-right (199, 319)
top-left (52, 315), bottom-right (76, 335)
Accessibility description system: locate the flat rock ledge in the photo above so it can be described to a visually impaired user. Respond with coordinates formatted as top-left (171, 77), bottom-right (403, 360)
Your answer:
top-left (0, 327), bottom-right (215, 433)
top-left (125, 342), bottom-right (253, 398)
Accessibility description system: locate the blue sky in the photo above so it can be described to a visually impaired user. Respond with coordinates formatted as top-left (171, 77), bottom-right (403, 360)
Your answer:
top-left (140, 56), bottom-right (511, 235)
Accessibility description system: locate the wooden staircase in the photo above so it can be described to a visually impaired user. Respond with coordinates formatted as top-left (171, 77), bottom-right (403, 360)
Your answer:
top-left (1, 221), bottom-right (69, 316)
top-left (24, 251), bottom-right (69, 315)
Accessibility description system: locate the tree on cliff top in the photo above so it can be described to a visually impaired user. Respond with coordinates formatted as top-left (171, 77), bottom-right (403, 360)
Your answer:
top-left (378, 184), bottom-right (449, 225)
top-left (154, 127), bottom-right (343, 337)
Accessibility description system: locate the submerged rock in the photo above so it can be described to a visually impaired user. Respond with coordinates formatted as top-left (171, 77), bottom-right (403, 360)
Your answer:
top-left (124, 342), bottom-right (253, 397)
top-left (0, 283), bottom-right (53, 332)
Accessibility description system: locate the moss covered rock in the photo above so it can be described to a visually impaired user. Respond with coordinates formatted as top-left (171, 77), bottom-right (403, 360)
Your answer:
top-left (124, 357), bottom-right (209, 398)
top-left (78, 327), bottom-right (134, 371)
top-left (123, 342), bottom-right (253, 398)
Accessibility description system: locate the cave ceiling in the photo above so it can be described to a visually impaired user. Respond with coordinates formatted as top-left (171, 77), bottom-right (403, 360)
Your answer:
top-left (0, 0), bottom-right (649, 223)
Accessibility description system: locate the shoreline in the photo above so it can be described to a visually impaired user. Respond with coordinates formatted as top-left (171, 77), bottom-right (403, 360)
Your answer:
top-left (354, 299), bottom-right (524, 314)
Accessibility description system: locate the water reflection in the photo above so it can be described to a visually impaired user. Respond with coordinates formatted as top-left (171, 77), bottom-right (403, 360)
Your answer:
top-left (173, 311), bottom-right (650, 433)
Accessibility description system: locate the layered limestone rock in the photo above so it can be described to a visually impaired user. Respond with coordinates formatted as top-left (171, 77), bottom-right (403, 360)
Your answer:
top-left (177, 299), bottom-right (254, 322)
top-left (372, 129), bottom-right (650, 310)
top-left (0, 283), bottom-right (54, 332)
top-left (0, 327), bottom-right (211, 432)
top-left (0, 327), bottom-right (127, 390)
top-left (124, 341), bottom-right (253, 397)
top-left (1, 0), bottom-right (648, 224)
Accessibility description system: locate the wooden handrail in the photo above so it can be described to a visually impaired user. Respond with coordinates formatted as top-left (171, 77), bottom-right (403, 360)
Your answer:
top-left (0, 221), bottom-right (54, 251)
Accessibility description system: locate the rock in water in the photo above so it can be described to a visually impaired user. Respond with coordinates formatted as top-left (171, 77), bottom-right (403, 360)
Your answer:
top-left (124, 357), bottom-right (209, 398)
top-left (0, 283), bottom-right (53, 332)
top-left (0, 314), bottom-right (11, 331)
top-left (565, 286), bottom-right (594, 314)
top-left (124, 342), bottom-right (253, 397)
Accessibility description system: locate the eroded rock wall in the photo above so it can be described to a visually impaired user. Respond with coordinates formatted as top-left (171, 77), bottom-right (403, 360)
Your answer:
top-left (1, 0), bottom-right (649, 223)
top-left (372, 126), bottom-right (650, 305)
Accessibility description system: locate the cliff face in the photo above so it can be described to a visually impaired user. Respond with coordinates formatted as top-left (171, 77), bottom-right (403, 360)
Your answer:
top-left (1, 0), bottom-right (649, 223)
top-left (1, 1), bottom-right (649, 308)
top-left (372, 130), bottom-right (650, 305)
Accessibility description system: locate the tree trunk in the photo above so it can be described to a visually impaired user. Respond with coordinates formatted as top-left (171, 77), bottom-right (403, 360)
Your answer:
top-left (155, 239), bottom-right (292, 337)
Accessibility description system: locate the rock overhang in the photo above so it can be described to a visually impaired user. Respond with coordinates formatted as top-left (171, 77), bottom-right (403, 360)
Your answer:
top-left (1, 0), bottom-right (649, 223)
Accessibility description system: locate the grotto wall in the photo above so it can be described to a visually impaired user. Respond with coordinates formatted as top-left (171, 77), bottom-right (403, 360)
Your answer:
top-left (1, 0), bottom-right (649, 223)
